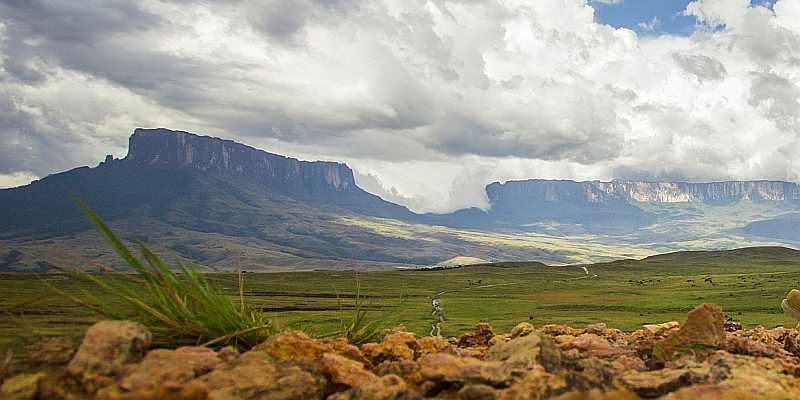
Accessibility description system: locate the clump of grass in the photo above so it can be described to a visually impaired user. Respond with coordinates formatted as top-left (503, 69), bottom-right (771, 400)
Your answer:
top-left (64, 202), bottom-right (273, 349)
top-left (326, 275), bottom-right (402, 344)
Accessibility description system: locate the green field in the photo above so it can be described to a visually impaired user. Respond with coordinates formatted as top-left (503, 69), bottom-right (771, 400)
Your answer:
top-left (2, 246), bottom-right (800, 356)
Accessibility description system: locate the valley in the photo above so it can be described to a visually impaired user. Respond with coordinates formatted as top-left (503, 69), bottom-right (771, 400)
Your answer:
top-left (3, 247), bottom-right (800, 354)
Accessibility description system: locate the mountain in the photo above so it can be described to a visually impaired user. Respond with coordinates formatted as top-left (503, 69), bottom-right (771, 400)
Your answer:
top-left (125, 129), bottom-right (416, 219)
top-left (0, 128), bottom-right (413, 240)
top-left (2, 127), bottom-right (800, 272)
top-left (479, 179), bottom-right (800, 230)
top-left (486, 179), bottom-right (800, 205)
top-left (0, 128), bottom-right (582, 271)
top-left (743, 215), bottom-right (800, 241)
top-left (483, 180), bottom-right (653, 229)
top-left (0, 128), bottom-right (454, 271)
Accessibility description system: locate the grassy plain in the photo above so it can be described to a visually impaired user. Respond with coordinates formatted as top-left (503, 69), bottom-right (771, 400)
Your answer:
top-left (2, 247), bottom-right (800, 358)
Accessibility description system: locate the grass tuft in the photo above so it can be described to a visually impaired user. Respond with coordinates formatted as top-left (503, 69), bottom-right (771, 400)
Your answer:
top-left (325, 275), bottom-right (402, 344)
top-left (64, 201), bottom-right (273, 349)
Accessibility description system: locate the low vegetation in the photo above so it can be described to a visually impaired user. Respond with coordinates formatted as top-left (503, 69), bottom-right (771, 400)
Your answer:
top-left (323, 277), bottom-right (399, 344)
top-left (62, 202), bottom-right (274, 349)
top-left (1, 225), bottom-right (799, 358)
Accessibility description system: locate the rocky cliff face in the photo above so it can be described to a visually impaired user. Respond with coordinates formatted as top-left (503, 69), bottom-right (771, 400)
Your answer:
top-left (487, 179), bottom-right (800, 206)
top-left (126, 128), bottom-right (357, 197)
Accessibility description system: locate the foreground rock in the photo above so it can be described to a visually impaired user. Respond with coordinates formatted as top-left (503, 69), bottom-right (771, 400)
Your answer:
top-left (66, 321), bottom-right (151, 387)
top-left (6, 303), bottom-right (800, 399)
top-left (653, 304), bottom-right (725, 362)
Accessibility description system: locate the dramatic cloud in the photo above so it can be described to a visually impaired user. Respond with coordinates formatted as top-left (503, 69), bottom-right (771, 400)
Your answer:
top-left (1, 0), bottom-right (799, 212)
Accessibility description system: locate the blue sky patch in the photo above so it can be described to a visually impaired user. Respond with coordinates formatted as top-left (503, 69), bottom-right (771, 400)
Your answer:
top-left (592, 0), bottom-right (777, 36)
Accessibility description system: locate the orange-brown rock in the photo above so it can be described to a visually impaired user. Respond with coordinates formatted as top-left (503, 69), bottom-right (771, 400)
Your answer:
top-left (610, 356), bottom-right (647, 373)
top-left (415, 336), bottom-right (451, 357)
top-left (723, 320), bottom-right (743, 332)
top-left (488, 334), bottom-right (511, 347)
top-left (724, 335), bottom-right (792, 359)
top-left (785, 330), bottom-right (800, 356)
top-left (198, 350), bottom-right (324, 400)
top-left (663, 351), bottom-right (800, 399)
top-left (734, 325), bottom-right (782, 348)
top-left (318, 352), bottom-right (378, 389)
top-left (102, 381), bottom-right (209, 400)
top-left (362, 332), bottom-right (418, 363)
top-left (458, 323), bottom-right (495, 348)
top-left (457, 383), bottom-right (497, 400)
top-left (653, 304), bottom-right (725, 362)
top-left (540, 324), bottom-right (582, 337)
top-left (552, 389), bottom-right (639, 400)
top-left (621, 368), bottom-right (708, 397)
top-left (252, 330), bottom-right (332, 363)
top-left (67, 321), bottom-right (151, 384)
top-left (418, 353), bottom-right (513, 387)
top-left (496, 365), bottom-right (567, 400)
top-left (455, 347), bottom-right (486, 359)
top-left (119, 347), bottom-right (221, 393)
top-left (17, 306), bottom-right (800, 400)
top-left (325, 337), bottom-right (372, 366)
top-left (485, 334), bottom-right (561, 370)
top-left (0, 372), bottom-right (47, 400)
top-left (510, 322), bottom-right (534, 339)
top-left (374, 359), bottom-right (423, 387)
top-left (561, 334), bottom-right (622, 359)
top-left (641, 322), bottom-right (679, 336)
top-left (328, 374), bottom-right (419, 400)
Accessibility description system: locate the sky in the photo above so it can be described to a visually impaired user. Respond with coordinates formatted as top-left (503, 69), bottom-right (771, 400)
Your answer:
top-left (1, 0), bottom-right (800, 213)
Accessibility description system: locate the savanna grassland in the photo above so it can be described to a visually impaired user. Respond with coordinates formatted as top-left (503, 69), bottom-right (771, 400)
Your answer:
top-left (3, 246), bottom-right (800, 357)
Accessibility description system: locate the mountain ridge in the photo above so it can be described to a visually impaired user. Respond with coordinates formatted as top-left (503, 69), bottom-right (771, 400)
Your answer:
top-left (486, 178), bottom-right (800, 205)
top-left (2, 127), bottom-right (800, 271)
top-left (126, 128), bottom-right (358, 196)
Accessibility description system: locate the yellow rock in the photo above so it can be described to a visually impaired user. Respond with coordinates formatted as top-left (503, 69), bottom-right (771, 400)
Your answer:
top-left (782, 289), bottom-right (800, 320)
top-left (0, 372), bottom-right (46, 400)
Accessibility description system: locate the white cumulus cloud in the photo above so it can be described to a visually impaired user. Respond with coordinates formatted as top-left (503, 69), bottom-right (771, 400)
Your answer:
top-left (1, 0), bottom-right (799, 213)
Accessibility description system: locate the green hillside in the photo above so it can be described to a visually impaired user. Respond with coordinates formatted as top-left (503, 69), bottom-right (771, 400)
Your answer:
top-left (3, 246), bottom-right (800, 354)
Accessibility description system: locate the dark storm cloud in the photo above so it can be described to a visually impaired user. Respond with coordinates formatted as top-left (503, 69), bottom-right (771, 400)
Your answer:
top-left (424, 112), bottom-right (622, 163)
top-left (245, 0), bottom-right (362, 44)
top-left (0, 0), bottom-right (161, 42)
top-left (247, 1), bottom-right (315, 43)
top-left (0, 93), bottom-right (92, 176)
top-left (0, 0), bottom-right (216, 93)
top-left (0, 0), bottom-right (162, 81)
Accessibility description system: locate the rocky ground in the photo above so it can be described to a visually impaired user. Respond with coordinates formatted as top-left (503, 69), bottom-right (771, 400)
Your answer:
top-left (3, 303), bottom-right (800, 399)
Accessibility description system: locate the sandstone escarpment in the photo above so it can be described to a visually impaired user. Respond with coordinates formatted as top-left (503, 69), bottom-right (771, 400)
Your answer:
top-left (487, 179), bottom-right (800, 206)
top-left (126, 128), bottom-right (357, 196)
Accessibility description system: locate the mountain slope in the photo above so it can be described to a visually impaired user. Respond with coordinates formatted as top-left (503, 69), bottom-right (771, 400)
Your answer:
top-left (0, 128), bottom-right (599, 271)
top-left (743, 215), bottom-right (800, 241)
top-left (2, 127), bottom-right (800, 271)
top-left (0, 128), bottom-right (415, 240)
